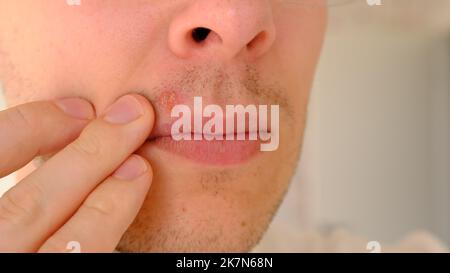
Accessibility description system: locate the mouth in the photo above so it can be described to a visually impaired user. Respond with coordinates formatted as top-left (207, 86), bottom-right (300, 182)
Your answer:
top-left (138, 94), bottom-right (275, 166)
top-left (143, 129), bottom-right (262, 166)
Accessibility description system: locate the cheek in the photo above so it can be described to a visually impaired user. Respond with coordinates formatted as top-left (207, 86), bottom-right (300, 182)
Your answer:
top-left (2, 1), bottom-right (166, 104)
top-left (272, 5), bottom-right (327, 98)
top-left (275, 6), bottom-right (326, 71)
top-left (47, 6), bottom-right (162, 100)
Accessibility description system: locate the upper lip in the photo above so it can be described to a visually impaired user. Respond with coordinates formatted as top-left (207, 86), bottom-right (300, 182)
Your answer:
top-left (147, 122), bottom-right (270, 142)
top-left (147, 122), bottom-right (173, 141)
top-left (146, 95), bottom-right (273, 141)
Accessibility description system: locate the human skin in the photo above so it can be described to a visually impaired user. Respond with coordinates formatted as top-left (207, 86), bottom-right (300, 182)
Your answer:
top-left (0, 0), bottom-right (327, 252)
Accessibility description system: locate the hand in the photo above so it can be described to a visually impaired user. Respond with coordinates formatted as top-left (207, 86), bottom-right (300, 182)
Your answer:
top-left (0, 94), bottom-right (154, 252)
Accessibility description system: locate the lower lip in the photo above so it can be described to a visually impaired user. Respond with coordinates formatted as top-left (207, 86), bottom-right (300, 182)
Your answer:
top-left (143, 136), bottom-right (261, 166)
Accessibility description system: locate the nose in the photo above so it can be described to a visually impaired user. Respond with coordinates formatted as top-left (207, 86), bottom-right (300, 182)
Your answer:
top-left (168, 0), bottom-right (276, 61)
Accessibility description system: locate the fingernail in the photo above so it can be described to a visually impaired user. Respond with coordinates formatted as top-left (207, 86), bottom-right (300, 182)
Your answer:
top-left (113, 155), bottom-right (148, 180)
top-left (103, 95), bottom-right (143, 124)
top-left (55, 98), bottom-right (95, 120)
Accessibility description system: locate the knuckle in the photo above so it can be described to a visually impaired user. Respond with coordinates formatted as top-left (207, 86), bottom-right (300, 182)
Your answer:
top-left (0, 182), bottom-right (44, 225)
top-left (7, 106), bottom-right (39, 134)
top-left (82, 196), bottom-right (118, 218)
top-left (69, 131), bottom-right (102, 158)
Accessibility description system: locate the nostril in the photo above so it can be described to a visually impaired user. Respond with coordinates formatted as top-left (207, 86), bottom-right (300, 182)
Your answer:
top-left (191, 27), bottom-right (211, 43)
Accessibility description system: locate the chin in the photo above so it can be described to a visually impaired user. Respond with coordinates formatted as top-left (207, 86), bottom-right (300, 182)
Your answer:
top-left (115, 133), bottom-right (299, 253)
top-left (117, 212), bottom-right (269, 253)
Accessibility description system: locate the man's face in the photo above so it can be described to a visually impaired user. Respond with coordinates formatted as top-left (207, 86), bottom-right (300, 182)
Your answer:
top-left (0, 0), bottom-right (326, 252)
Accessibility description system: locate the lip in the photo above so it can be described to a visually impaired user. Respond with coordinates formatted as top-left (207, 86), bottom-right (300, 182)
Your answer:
top-left (141, 94), bottom-right (272, 165)
top-left (144, 120), bottom-right (263, 165)
top-left (143, 132), bottom-right (261, 166)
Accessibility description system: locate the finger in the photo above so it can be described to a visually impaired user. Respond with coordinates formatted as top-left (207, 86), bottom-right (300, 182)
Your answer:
top-left (0, 98), bottom-right (95, 178)
top-left (38, 155), bottom-right (152, 253)
top-left (0, 94), bottom-right (154, 252)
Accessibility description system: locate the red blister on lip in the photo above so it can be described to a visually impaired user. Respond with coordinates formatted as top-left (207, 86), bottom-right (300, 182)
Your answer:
top-left (157, 90), bottom-right (182, 112)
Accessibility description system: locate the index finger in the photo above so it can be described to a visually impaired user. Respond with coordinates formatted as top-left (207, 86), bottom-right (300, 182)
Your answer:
top-left (0, 98), bottom-right (95, 178)
top-left (0, 94), bottom-right (154, 252)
